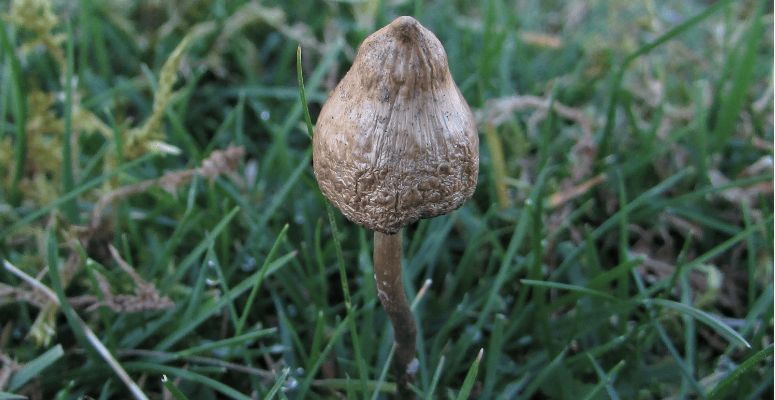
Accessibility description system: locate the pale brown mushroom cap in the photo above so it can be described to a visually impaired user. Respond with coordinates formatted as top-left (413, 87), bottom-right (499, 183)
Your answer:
top-left (313, 16), bottom-right (479, 234)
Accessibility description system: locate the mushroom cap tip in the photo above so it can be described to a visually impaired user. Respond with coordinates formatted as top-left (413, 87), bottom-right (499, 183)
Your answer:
top-left (390, 16), bottom-right (422, 41)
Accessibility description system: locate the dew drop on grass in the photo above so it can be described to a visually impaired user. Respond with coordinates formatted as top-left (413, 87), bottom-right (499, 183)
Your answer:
top-left (260, 110), bottom-right (270, 121)
top-left (205, 259), bottom-right (219, 286)
top-left (465, 325), bottom-right (483, 343)
top-left (283, 377), bottom-right (298, 392)
top-left (268, 344), bottom-right (286, 353)
top-left (240, 256), bottom-right (257, 272)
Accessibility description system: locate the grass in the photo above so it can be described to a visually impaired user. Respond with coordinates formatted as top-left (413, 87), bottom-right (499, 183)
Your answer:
top-left (0, 0), bottom-right (772, 399)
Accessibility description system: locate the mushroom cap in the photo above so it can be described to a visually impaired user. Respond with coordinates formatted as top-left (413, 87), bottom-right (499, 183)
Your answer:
top-left (313, 16), bottom-right (479, 234)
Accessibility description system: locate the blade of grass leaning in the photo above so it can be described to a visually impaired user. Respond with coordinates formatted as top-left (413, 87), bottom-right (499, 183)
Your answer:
top-left (521, 280), bottom-right (618, 302)
top-left (455, 349), bottom-right (484, 400)
top-left (581, 356), bottom-right (625, 400)
top-left (644, 298), bottom-right (751, 348)
top-left (518, 348), bottom-right (568, 399)
top-left (296, 46), bottom-right (315, 138)
top-left (371, 340), bottom-right (397, 400)
top-left (7, 344), bottom-right (64, 391)
top-left (708, 344), bottom-right (774, 400)
top-left (263, 367), bottom-right (292, 400)
top-left (481, 314), bottom-right (506, 398)
top-left (180, 249), bottom-right (209, 325)
top-left (308, 310), bottom-right (326, 366)
top-left (423, 356), bottom-right (445, 400)
top-left (236, 224), bottom-right (289, 336)
top-left (161, 375), bottom-right (191, 400)
top-left (205, 244), bottom-right (240, 330)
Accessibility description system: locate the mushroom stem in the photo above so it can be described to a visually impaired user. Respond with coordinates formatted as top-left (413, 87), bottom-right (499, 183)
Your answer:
top-left (373, 230), bottom-right (417, 396)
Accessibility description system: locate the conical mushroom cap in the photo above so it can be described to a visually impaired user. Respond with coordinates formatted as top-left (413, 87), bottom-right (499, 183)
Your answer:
top-left (313, 16), bottom-right (479, 234)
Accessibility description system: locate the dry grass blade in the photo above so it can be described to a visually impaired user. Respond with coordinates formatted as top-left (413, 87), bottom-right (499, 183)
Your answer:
top-left (476, 95), bottom-right (593, 136)
top-left (89, 146), bottom-right (245, 232)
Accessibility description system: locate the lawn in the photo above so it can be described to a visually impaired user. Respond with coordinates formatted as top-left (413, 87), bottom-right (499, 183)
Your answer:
top-left (0, 0), bottom-right (772, 399)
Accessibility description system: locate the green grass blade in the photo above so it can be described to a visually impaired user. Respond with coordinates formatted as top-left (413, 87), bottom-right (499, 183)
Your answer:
top-left (324, 202), bottom-right (369, 396)
top-left (371, 345), bottom-right (396, 400)
top-left (236, 224), bottom-right (289, 336)
top-left (455, 349), bottom-right (483, 400)
top-left (708, 344), bottom-right (774, 400)
top-left (8, 344), bottom-right (64, 391)
top-left (518, 348), bottom-right (568, 399)
top-left (0, 392), bottom-right (27, 400)
top-left (424, 356), bottom-right (445, 400)
top-left (263, 367), bottom-right (292, 400)
top-left (296, 46), bottom-right (315, 138)
top-left (125, 363), bottom-right (250, 400)
top-left (521, 279), bottom-right (619, 302)
top-left (46, 231), bottom-right (92, 354)
top-left (644, 298), bottom-right (751, 349)
top-left (297, 314), bottom-right (350, 397)
top-left (174, 328), bottom-right (276, 358)
top-left (161, 375), bottom-right (191, 400)
top-left (581, 356), bottom-right (625, 400)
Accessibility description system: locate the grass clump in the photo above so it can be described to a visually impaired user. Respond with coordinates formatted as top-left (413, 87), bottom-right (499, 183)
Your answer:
top-left (0, 0), bottom-right (772, 399)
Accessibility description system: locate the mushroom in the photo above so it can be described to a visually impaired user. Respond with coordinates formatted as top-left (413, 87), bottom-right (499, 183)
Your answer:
top-left (313, 16), bottom-right (478, 395)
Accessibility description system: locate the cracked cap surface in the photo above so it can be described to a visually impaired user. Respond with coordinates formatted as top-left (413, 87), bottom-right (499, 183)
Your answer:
top-left (313, 16), bottom-right (479, 234)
